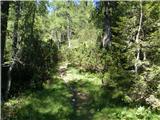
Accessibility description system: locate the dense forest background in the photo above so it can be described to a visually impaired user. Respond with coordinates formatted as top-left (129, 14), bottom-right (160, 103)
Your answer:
top-left (1, 0), bottom-right (160, 120)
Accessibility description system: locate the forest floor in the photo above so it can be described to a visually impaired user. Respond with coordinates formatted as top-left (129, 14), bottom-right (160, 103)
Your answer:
top-left (2, 62), bottom-right (160, 120)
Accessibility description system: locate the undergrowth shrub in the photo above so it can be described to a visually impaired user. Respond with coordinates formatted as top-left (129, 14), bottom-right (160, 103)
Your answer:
top-left (61, 43), bottom-right (112, 72)
top-left (11, 36), bottom-right (58, 93)
top-left (93, 106), bottom-right (159, 120)
top-left (61, 41), bottom-right (160, 111)
top-left (127, 65), bottom-right (160, 110)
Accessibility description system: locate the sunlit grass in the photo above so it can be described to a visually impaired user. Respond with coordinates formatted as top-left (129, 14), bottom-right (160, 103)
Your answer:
top-left (63, 66), bottom-right (102, 85)
top-left (2, 65), bottom-right (160, 120)
top-left (2, 78), bottom-right (73, 120)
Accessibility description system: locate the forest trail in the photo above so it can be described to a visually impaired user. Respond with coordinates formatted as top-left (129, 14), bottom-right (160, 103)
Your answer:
top-left (2, 0), bottom-right (160, 119)
top-left (57, 62), bottom-right (102, 119)
top-left (2, 63), bottom-right (160, 120)
top-left (2, 62), bottom-right (103, 120)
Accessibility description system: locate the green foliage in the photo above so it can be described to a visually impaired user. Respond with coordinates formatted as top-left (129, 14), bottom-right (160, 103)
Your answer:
top-left (93, 106), bottom-right (160, 120)
top-left (3, 1), bottom-right (160, 119)
top-left (61, 43), bottom-right (112, 72)
top-left (4, 1), bottom-right (58, 91)
top-left (19, 35), bottom-right (58, 88)
top-left (2, 66), bottom-right (159, 120)
top-left (59, 1), bottom-right (160, 109)
top-left (2, 78), bottom-right (73, 120)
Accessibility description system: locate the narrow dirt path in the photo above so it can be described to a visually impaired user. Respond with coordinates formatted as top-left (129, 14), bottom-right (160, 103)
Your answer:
top-left (58, 63), bottom-right (94, 119)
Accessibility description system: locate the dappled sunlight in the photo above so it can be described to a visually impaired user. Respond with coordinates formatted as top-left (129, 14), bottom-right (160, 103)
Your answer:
top-left (2, 65), bottom-right (160, 120)
top-left (2, 78), bottom-right (73, 120)
top-left (61, 66), bottom-right (102, 85)
top-left (1, 1), bottom-right (160, 119)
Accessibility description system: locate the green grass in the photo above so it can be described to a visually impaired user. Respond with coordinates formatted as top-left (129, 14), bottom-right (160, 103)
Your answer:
top-left (61, 66), bottom-right (102, 85)
top-left (2, 66), bottom-right (160, 120)
top-left (2, 78), bottom-right (73, 120)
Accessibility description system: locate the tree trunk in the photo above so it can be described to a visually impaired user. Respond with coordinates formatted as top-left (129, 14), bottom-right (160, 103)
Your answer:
top-left (30, 2), bottom-right (36, 39)
top-left (1, 1), bottom-right (10, 63)
top-left (143, 51), bottom-right (146, 60)
top-left (55, 31), bottom-right (60, 49)
top-left (12, 1), bottom-right (20, 58)
top-left (5, 1), bottom-right (21, 100)
top-left (85, 1), bottom-right (88, 7)
top-left (135, 0), bottom-right (143, 73)
top-left (6, 61), bottom-right (16, 100)
top-left (102, 1), bottom-right (111, 48)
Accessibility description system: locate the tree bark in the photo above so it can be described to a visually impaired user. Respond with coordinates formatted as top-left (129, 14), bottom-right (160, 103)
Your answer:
top-left (5, 61), bottom-right (15, 100)
top-left (55, 31), bottom-right (60, 49)
top-left (1, 1), bottom-right (10, 63)
top-left (102, 1), bottom-right (111, 48)
top-left (30, 2), bottom-right (36, 39)
top-left (12, 1), bottom-right (20, 58)
top-left (143, 51), bottom-right (146, 60)
top-left (5, 1), bottom-right (21, 100)
top-left (135, 0), bottom-right (143, 73)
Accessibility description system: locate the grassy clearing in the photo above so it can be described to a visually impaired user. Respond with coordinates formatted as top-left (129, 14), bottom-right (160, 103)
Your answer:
top-left (2, 66), bottom-right (160, 120)
top-left (61, 66), bottom-right (102, 85)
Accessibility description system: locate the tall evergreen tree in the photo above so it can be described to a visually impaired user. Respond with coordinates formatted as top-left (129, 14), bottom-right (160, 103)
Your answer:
top-left (1, 1), bottom-right (10, 63)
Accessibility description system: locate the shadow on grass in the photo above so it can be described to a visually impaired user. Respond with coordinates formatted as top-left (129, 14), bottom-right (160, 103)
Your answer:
top-left (2, 77), bottom-right (159, 120)
top-left (67, 79), bottom-right (112, 120)
top-left (2, 78), bottom-right (72, 120)
top-left (2, 78), bottom-right (107, 120)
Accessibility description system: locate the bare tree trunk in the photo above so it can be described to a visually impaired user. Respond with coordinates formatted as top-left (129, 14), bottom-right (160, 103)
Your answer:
top-left (1, 1), bottom-right (10, 63)
top-left (135, 0), bottom-right (143, 73)
top-left (12, 1), bottom-right (20, 58)
top-left (56, 31), bottom-right (60, 49)
top-left (143, 51), bottom-right (146, 60)
top-left (102, 1), bottom-right (111, 48)
top-left (6, 61), bottom-right (16, 99)
top-left (5, 1), bottom-right (21, 100)
top-left (1, 1), bottom-right (10, 101)
top-left (59, 32), bottom-right (61, 48)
